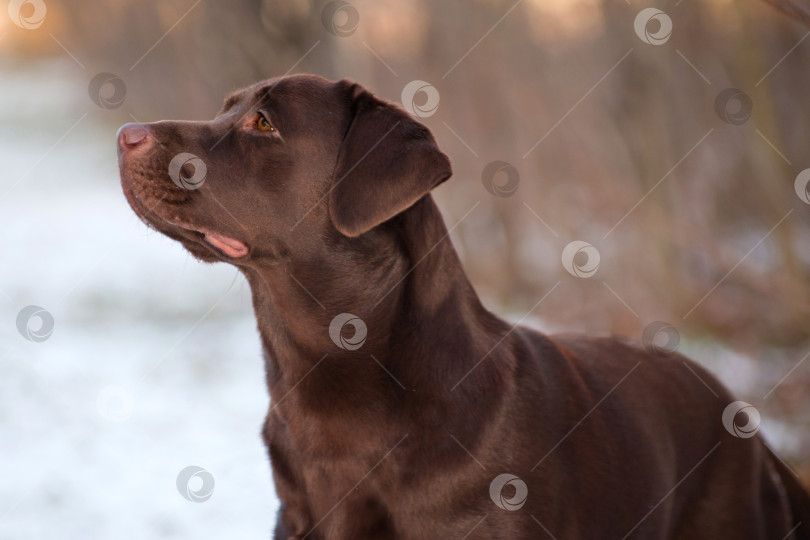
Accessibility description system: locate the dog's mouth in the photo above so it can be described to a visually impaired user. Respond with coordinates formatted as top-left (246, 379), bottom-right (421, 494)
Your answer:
top-left (191, 228), bottom-right (248, 258)
top-left (121, 175), bottom-right (249, 260)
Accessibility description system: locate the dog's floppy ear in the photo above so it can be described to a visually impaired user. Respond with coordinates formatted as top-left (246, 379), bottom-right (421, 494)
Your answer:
top-left (329, 80), bottom-right (452, 237)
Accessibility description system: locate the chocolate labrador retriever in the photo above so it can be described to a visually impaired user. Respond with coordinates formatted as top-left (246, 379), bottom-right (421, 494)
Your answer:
top-left (117, 74), bottom-right (810, 539)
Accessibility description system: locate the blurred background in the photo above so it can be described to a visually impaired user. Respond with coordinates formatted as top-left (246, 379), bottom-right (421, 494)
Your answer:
top-left (2, 0), bottom-right (810, 538)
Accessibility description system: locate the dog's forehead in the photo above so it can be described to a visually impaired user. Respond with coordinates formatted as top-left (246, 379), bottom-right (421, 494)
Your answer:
top-left (225, 75), bottom-right (338, 111)
top-left (221, 82), bottom-right (270, 111)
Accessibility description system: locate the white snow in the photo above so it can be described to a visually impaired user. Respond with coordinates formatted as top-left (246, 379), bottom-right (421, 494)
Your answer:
top-left (0, 60), bottom-right (279, 540)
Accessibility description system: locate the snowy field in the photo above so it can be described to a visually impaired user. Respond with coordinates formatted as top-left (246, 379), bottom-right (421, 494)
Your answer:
top-left (0, 60), bottom-right (803, 539)
top-left (0, 60), bottom-right (278, 539)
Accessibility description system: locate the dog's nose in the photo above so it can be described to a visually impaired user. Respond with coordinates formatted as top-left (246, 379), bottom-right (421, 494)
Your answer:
top-left (117, 123), bottom-right (150, 153)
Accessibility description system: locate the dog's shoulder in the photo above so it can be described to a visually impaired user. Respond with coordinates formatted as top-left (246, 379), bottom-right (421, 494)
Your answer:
top-left (537, 332), bottom-right (736, 403)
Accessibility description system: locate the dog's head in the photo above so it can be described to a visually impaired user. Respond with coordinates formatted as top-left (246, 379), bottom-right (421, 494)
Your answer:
top-left (117, 74), bottom-right (452, 264)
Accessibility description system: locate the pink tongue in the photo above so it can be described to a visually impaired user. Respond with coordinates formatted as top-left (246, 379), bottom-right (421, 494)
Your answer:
top-left (204, 232), bottom-right (248, 258)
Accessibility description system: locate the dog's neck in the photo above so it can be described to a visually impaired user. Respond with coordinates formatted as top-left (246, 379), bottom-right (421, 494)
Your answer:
top-left (241, 196), bottom-right (505, 408)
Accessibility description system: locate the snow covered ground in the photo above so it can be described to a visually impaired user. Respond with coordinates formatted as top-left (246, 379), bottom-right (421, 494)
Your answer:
top-left (0, 60), bottom-right (278, 539)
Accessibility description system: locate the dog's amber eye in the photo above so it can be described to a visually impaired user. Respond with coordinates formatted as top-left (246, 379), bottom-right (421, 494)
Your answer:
top-left (257, 113), bottom-right (275, 132)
